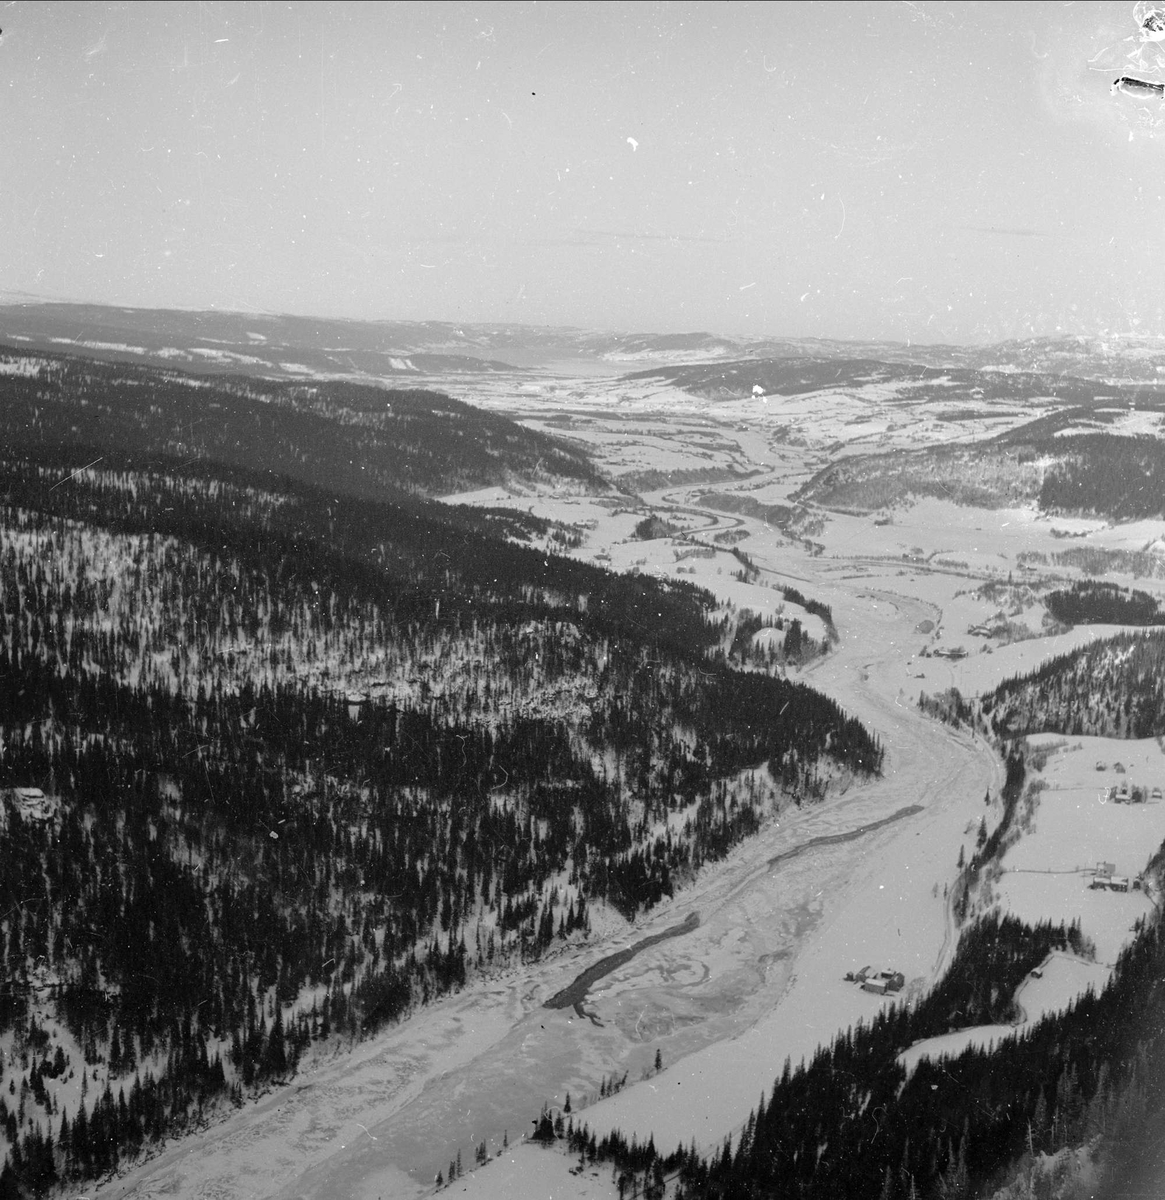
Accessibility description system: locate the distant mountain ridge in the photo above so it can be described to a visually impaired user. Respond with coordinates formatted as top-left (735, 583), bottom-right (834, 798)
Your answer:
top-left (621, 357), bottom-right (1120, 404)
top-left (5, 298), bottom-right (1165, 382)
top-left (0, 302), bottom-right (528, 380)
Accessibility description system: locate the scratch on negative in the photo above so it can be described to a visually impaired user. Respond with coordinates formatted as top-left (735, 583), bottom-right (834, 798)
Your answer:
top-left (50, 457), bottom-right (104, 489)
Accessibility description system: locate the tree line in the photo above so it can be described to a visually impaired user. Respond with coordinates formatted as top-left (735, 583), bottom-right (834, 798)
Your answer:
top-left (1044, 580), bottom-right (1163, 627)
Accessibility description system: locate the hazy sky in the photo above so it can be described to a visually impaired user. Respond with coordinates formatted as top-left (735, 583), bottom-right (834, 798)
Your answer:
top-left (2, 1), bottom-right (1165, 342)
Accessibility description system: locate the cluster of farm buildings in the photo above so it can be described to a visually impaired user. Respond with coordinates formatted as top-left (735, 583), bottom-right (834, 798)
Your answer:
top-left (843, 966), bottom-right (906, 995)
top-left (1096, 760), bottom-right (1163, 805)
top-left (1090, 862), bottom-right (1135, 893)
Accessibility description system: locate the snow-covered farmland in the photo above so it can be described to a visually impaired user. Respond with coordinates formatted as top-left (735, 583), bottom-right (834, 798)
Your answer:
top-left (898, 954), bottom-right (1113, 1075)
top-left (1002, 736), bottom-right (1165, 880)
top-left (1015, 953), bottom-right (1111, 1024)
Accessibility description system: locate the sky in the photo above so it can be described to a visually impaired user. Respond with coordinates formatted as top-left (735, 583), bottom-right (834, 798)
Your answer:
top-left (2, 0), bottom-right (1165, 344)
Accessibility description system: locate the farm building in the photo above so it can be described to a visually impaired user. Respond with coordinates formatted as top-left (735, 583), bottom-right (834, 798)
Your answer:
top-left (1089, 865), bottom-right (1131, 892)
top-left (849, 968), bottom-right (905, 994)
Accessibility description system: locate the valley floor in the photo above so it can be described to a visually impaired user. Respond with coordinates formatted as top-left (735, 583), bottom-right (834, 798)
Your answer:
top-left (99, 519), bottom-right (994, 1200)
top-left (95, 374), bottom-right (1165, 1200)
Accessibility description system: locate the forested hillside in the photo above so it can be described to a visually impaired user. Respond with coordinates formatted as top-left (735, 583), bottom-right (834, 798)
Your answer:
top-left (0, 348), bottom-right (604, 500)
top-left (799, 429), bottom-right (1165, 522)
top-left (982, 630), bottom-right (1165, 739)
top-left (1037, 433), bottom-right (1165, 520)
top-left (0, 416), bottom-right (880, 1193)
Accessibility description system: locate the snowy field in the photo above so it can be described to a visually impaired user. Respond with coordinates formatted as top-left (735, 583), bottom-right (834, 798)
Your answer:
top-left (898, 954), bottom-right (1113, 1076)
top-left (1003, 736), bottom-right (1165, 880)
top-left (96, 364), bottom-right (1165, 1200)
top-left (987, 734), bottom-right (1165, 965)
top-left (427, 1146), bottom-right (619, 1200)
top-left (1016, 953), bottom-right (1113, 1024)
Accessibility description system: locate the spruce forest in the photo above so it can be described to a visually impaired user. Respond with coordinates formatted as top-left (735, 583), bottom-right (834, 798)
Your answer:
top-left (982, 630), bottom-right (1165, 739)
top-left (1043, 581), bottom-right (1164, 627)
top-left (0, 350), bottom-right (881, 1193)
